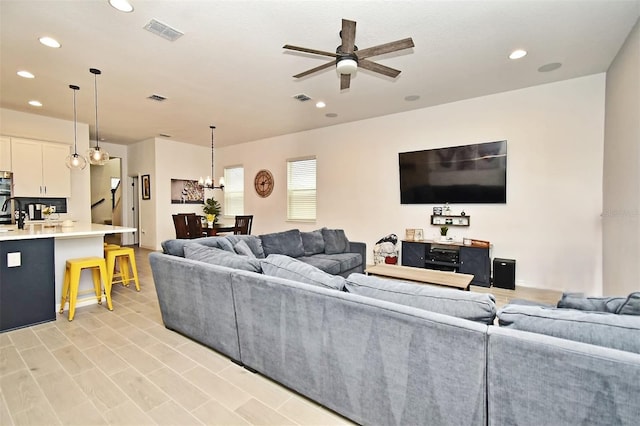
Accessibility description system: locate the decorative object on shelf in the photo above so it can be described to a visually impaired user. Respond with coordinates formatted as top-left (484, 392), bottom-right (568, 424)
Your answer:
top-left (431, 214), bottom-right (470, 226)
top-left (141, 174), bottom-right (151, 200)
top-left (199, 125), bottom-right (225, 190)
top-left (171, 179), bottom-right (203, 204)
top-left (65, 85), bottom-right (87, 170)
top-left (405, 228), bottom-right (416, 241)
top-left (461, 210), bottom-right (466, 216)
top-left (414, 228), bottom-right (424, 241)
top-left (254, 169), bottom-right (274, 197)
top-left (87, 68), bottom-right (110, 165)
top-left (433, 206), bottom-right (442, 215)
top-left (443, 203), bottom-right (451, 216)
top-left (203, 197), bottom-right (221, 224)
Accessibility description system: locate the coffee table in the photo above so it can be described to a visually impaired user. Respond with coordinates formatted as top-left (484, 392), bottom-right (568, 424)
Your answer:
top-left (365, 264), bottom-right (473, 290)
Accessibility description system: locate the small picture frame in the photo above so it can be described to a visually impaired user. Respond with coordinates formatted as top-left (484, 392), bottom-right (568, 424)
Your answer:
top-left (414, 229), bottom-right (424, 241)
top-left (141, 174), bottom-right (151, 200)
top-left (405, 228), bottom-right (415, 241)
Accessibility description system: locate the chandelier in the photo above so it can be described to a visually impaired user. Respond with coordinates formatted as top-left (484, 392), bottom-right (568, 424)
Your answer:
top-left (198, 125), bottom-right (224, 190)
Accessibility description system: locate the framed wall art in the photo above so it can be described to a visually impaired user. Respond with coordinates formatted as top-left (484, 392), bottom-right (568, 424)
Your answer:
top-left (141, 174), bottom-right (151, 200)
top-left (171, 179), bottom-right (204, 204)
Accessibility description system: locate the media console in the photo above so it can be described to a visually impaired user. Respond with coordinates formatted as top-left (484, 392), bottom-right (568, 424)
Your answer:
top-left (401, 240), bottom-right (491, 287)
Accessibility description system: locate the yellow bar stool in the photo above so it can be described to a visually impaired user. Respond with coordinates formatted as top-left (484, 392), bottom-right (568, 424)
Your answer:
top-left (105, 247), bottom-right (140, 291)
top-left (60, 257), bottom-right (112, 321)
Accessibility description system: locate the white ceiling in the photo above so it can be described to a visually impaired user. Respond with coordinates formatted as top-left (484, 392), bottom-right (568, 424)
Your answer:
top-left (1, 0), bottom-right (638, 148)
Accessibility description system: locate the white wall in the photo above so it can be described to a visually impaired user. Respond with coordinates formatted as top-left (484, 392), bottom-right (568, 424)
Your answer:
top-left (127, 138), bottom-right (156, 250)
top-left (219, 75), bottom-right (606, 295)
top-left (603, 19), bottom-right (640, 296)
top-left (0, 108), bottom-right (91, 223)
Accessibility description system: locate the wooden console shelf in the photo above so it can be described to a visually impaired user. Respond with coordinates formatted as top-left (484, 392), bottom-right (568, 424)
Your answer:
top-left (430, 215), bottom-right (470, 226)
top-left (401, 239), bottom-right (491, 287)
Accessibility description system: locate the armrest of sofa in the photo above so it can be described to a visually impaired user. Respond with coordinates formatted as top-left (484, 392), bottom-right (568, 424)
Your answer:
top-left (348, 241), bottom-right (366, 262)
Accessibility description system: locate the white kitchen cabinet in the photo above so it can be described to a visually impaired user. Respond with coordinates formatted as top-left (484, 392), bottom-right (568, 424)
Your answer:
top-left (11, 138), bottom-right (71, 197)
top-left (0, 136), bottom-right (11, 171)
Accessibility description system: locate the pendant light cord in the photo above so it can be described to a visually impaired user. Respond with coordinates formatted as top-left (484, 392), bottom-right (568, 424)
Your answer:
top-left (210, 125), bottom-right (216, 179)
top-left (90, 68), bottom-right (102, 149)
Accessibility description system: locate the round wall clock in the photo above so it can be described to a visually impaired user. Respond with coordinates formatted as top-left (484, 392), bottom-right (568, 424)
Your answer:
top-left (254, 169), bottom-right (274, 198)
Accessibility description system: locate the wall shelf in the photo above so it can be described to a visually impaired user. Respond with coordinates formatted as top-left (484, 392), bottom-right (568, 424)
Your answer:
top-left (431, 215), bottom-right (470, 226)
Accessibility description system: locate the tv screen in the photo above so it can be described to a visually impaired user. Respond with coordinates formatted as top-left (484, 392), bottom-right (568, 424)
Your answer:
top-left (399, 140), bottom-right (507, 204)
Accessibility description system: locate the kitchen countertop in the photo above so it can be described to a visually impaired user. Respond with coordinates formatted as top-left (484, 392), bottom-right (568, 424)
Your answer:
top-left (0, 223), bottom-right (137, 241)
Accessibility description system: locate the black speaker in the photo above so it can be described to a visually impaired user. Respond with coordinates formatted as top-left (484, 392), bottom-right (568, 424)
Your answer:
top-left (493, 258), bottom-right (516, 289)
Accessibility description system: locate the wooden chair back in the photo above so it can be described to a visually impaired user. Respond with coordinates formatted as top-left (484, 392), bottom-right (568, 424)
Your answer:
top-left (172, 214), bottom-right (191, 239)
top-left (187, 215), bottom-right (206, 239)
top-left (234, 215), bottom-right (253, 235)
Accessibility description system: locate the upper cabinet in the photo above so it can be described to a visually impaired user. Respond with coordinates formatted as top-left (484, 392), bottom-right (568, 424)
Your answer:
top-left (0, 136), bottom-right (11, 171)
top-left (11, 138), bottom-right (71, 197)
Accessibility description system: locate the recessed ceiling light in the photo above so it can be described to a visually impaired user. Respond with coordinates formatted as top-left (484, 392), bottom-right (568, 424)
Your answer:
top-left (538, 62), bottom-right (562, 73)
top-left (509, 49), bottom-right (527, 60)
top-left (316, 101), bottom-right (326, 108)
top-left (17, 70), bottom-right (35, 79)
top-left (28, 100), bottom-right (43, 107)
top-left (404, 95), bottom-right (420, 102)
top-left (109, 0), bottom-right (134, 13)
top-left (325, 113), bottom-right (338, 118)
top-left (39, 36), bottom-right (61, 48)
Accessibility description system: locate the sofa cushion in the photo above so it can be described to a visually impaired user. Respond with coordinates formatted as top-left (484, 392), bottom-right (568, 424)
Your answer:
top-left (260, 254), bottom-right (346, 291)
top-left (321, 228), bottom-right (350, 254)
top-left (233, 240), bottom-right (256, 258)
top-left (345, 273), bottom-right (497, 324)
top-left (557, 292), bottom-right (626, 313)
top-left (301, 229), bottom-right (325, 256)
top-left (161, 236), bottom-right (234, 257)
top-left (260, 229), bottom-right (305, 258)
top-left (296, 256), bottom-right (341, 275)
top-left (225, 235), bottom-right (265, 258)
top-left (497, 304), bottom-right (640, 354)
top-left (618, 292), bottom-right (640, 315)
top-left (184, 243), bottom-right (261, 273)
top-left (312, 253), bottom-right (362, 274)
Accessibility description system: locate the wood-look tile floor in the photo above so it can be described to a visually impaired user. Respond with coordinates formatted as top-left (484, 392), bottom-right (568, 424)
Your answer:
top-left (1, 247), bottom-right (562, 425)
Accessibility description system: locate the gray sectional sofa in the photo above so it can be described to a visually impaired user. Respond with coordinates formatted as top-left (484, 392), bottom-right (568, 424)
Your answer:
top-left (150, 230), bottom-right (640, 426)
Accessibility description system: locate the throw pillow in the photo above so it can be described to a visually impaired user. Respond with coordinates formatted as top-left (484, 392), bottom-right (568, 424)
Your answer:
top-left (234, 240), bottom-right (256, 258)
top-left (260, 254), bottom-right (346, 291)
top-left (260, 229), bottom-right (305, 258)
top-left (617, 292), bottom-right (640, 315)
top-left (345, 273), bottom-right (496, 324)
top-left (184, 243), bottom-right (261, 273)
top-left (194, 236), bottom-right (235, 253)
top-left (301, 229), bottom-right (325, 256)
top-left (321, 228), bottom-right (350, 254)
top-left (225, 235), bottom-right (265, 258)
top-left (557, 292), bottom-right (626, 313)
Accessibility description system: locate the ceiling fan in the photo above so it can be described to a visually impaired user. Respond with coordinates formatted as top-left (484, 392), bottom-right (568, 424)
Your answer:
top-left (283, 19), bottom-right (415, 90)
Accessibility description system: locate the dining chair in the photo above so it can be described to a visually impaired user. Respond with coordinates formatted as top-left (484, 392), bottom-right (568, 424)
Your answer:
top-left (187, 214), bottom-right (207, 239)
top-left (172, 214), bottom-right (191, 239)
top-left (233, 215), bottom-right (253, 235)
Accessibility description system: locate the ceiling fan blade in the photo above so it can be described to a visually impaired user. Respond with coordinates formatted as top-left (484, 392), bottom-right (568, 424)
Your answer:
top-left (359, 59), bottom-right (401, 78)
top-left (283, 44), bottom-right (337, 58)
top-left (293, 60), bottom-right (337, 78)
top-left (356, 37), bottom-right (415, 59)
top-left (340, 19), bottom-right (356, 54)
top-left (340, 73), bottom-right (351, 90)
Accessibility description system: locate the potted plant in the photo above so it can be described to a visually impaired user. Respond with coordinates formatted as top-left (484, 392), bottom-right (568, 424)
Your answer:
top-left (203, 197), bottom-right (221, 225)
top-left (440, 226), bottom-right (449, 241)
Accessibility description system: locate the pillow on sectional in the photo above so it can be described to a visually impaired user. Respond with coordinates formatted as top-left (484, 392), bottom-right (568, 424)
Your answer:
top-left (497, 304), bottom-right (640, 354)
top-left (260, 254), bottom-right (346, 291)
top-left (618, 292), bottom-right (640, 315)
top-left (161, 239), bottom-right (190, 257)
top-left (321, 228), bottom-right (350, 254)
top-left (233, 239), bottom-right (256, 258)
top-left (193, 236), bottom-right (235, 253)
top-left (184, 243), bottom-right (261, 273)
top-left (260, 229), bottom-right (305, 257)
top-left (162, 236), bottom-right (234, 257)
top-left (225, 235), bottom-right (265, 258)
top-left (345, 273), bottom-right (497, 325)
top-left (557, 292), bottom-right (626, 313)
top-left (301, 229), bottom-right (325, 256)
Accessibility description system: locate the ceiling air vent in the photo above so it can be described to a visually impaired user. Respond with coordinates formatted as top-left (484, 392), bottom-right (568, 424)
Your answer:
top-left (143, 19), bottom-right (184, 42)
top-left (292, 93), bottom-right (312, 102)
top-left (148, 94), bottom-right (167, 102)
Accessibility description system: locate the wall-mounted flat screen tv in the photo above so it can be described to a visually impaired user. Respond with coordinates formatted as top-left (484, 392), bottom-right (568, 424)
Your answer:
top-left (399, 140), bottom-right (507, 204)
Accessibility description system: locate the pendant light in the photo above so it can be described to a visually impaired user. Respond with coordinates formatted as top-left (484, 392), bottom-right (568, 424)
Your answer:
top-left (87, 68), bottom-right (110, 165)
top-left (198, 125), bottom-right (225, 190)
top-left (65, 85), bottom-right (87, 170)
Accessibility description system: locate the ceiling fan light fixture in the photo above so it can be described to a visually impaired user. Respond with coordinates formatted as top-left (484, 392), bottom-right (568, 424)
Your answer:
top-left (336, 58), bottom-right (357, 75)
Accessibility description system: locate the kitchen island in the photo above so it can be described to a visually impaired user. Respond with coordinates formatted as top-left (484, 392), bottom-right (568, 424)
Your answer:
top-left (0, 223), bottom-right (136, 331)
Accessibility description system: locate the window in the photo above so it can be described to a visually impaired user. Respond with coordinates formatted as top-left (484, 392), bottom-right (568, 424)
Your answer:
top-left (223, 166), bottom-right (244, 216)
top-left (287, 157), bottom-right (316, 221)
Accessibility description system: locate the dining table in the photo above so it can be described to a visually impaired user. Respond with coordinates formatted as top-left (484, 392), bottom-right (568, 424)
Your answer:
top-left (204, 224), bottom-right (238, 236)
